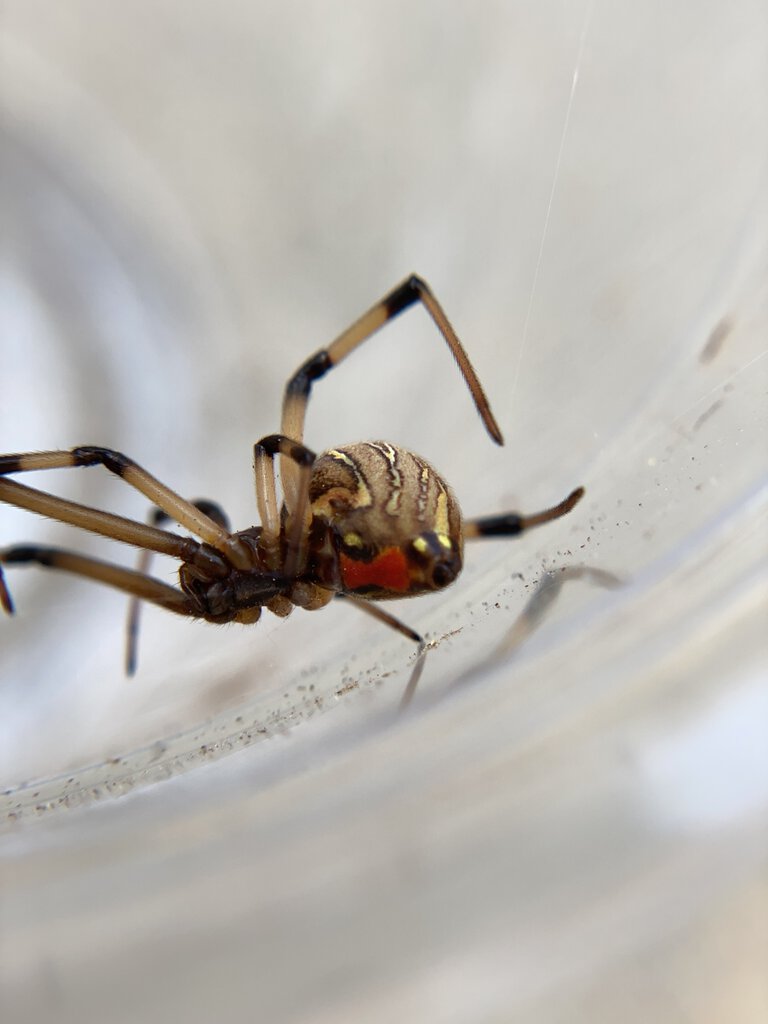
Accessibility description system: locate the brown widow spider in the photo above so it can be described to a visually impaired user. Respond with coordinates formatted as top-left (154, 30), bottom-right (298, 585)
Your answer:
top-left (0, 275), bottom-right (584, 706)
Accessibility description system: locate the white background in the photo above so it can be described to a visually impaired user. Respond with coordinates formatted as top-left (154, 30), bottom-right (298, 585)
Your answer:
top-left (1, 3), bottom-right (766, 1022)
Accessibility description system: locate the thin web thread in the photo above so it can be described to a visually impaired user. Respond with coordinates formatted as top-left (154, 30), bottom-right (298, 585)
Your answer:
top-left (511, 0), bottom-right (595, 401)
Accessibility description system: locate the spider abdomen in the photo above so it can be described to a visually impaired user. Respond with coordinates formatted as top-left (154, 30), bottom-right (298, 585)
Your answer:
top-left (308, 442), bottom-right (464, 599)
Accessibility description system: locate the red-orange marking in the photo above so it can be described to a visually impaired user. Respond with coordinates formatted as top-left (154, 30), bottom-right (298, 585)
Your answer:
top-left (340, 547), bottom-right (410, 593)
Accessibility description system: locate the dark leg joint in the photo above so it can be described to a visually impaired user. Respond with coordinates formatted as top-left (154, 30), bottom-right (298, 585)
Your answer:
top-left (470, 486), bottom-right (585, 538)
top-left (1, 544), bottom-right (57, 566)
top-left (470, 512), bottom-right (524, 538)
top-left (0, 455), bottom-right (24, 475)
top-left (1, 545), bottom-right (59, 613)
top-left (256, 434), bottom-right (316, 467)
top-left (71, 446), bottom-right (131, 476)
top-left (383, 274), bottom-right (429, 319)
top-left (285, 350), bottom-right (333, 400)
top-left (148, 499), bottom-right (230, 531)
top-left (190, 499), bottom-right (230, 530)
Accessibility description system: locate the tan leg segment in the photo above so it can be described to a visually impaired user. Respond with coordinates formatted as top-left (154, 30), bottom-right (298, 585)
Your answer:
top-left (125, 500), bottom-right (230, 675)
top-left (253, 434), bottom-right (316, 575)
top-left (0, 448), bottom-right (233, 553)
top-left (0, 477), bottom-right (193, 558)
top-left (336, 593), bottom-right (427, 711)
top-left (253, 443), bottom-right (281, 546)
top-left (463, 487), bottom-right (585, 540)
top-left (280, 275), bottom-right (504, 506)
top-left (0, 544), bottom-right (194, 615)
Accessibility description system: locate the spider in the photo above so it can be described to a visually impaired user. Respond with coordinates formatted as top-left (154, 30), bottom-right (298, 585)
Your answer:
top-left (0, 275), bottom-right (584, 706)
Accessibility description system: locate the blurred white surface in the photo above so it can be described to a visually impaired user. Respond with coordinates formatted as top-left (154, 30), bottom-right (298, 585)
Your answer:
top-left (1, 2), bottom-right (767, 1022)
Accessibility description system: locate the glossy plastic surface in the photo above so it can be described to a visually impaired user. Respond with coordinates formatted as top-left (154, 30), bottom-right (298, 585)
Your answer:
top-left (1, 3), bottom-right (766, 1022)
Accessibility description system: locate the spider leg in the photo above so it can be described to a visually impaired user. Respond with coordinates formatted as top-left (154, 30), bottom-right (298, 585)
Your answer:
top-left (0, 544), bottom-right (195, 618)
top-left (254, 434), bottom-right (316, 577)
top-left (463, 486), bottom-right (585, 539)
top-left (333, 489), bottom-right (584, 707)
top-left (0, 476), bottom-right (199, 559)
top-left (125, 499), bottom-right (231, 675)
top-left (336, 593), bottom-right (426, 711)
top-left (280, 275), bottom-right (503, 509)
top-left (0, 563), bottom-right (12, 614)
top-left (0, 449), bottom-right (251, 567)
top-left (253, 443), bottom-right (281, 547)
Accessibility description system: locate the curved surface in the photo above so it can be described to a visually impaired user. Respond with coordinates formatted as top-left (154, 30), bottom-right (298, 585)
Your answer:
top-left (1, 3), bottom-right (766, 1022)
